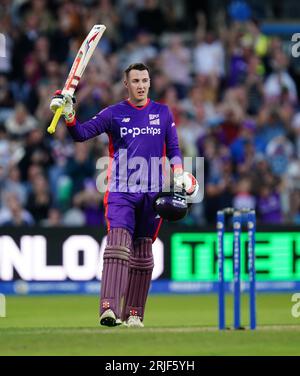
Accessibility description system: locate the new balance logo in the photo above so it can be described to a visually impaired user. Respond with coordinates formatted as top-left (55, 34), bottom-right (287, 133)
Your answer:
top-left (121, 117), bottom-right (131, 123)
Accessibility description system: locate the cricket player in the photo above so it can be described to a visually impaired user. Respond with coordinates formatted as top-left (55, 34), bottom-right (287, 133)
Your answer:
top-left (50, 63), bottom-right (196, 327)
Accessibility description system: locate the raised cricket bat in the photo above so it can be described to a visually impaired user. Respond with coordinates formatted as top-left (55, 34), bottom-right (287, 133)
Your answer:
top-left (47, 24), bottom-right (106, 134)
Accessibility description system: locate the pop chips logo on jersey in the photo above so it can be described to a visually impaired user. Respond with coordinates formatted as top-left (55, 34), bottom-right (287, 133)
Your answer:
top-left (120, 126), bottom-right (161, 138)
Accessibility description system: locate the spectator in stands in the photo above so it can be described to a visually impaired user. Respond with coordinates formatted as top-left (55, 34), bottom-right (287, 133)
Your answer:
top-left (194, 31), bottom-right (225, 79)
top-left (119, 30), bottom-right (157, 70)
top-left (64, 143), bottom-right (94, 196)
top-left (73, 179), bottom-right (105, 226)
top-left (257, 184), bottom-right (282, 223)
top-left (26, 174), bottom-right (52, 223)
top-left (0, 124), bottom-right (11, 171)
top-left (137, 0), bottom-right (166, 36)
top-left (40, 207), bottom-right (62, 227)
top-left (18, 128), bottom-right (53, 181)
top-left (233, 176), bottom-right (256, 210)
top-left (4, 102), bottom-right (37, 138)
top-left (0, 165), bottom-right (27, 207)
top-left (0, 192), bottom-right (34, 226)
top-left (161, 34), bottom-right (191, 98)
top-left (264, 50), bottom-right (298, 104)
top-left (0, 75), bottom-right (15, 123)
top-left (48, 125), bottom-right (74, 203)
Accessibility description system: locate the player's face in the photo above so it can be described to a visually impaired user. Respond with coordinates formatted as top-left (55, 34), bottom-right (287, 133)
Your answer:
top-left (124, 70), bottom-right (150, 105)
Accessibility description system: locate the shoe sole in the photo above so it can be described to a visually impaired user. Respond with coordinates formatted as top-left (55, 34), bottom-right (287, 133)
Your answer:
top-left (100, 317), bottom-right (122, 327)
top-left (124, 318), bottom-right (144, 328)
top-left (126, 323), bottom-right (144, 328)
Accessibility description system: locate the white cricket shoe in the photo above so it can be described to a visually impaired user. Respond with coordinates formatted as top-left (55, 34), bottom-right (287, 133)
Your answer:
top-left (124, 315), bottom-right (144, 328)
top-left (100, 309), bottom-right (122, 327)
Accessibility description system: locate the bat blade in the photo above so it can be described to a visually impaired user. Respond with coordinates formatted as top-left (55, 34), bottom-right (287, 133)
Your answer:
top-left (47, 24), bottom-right (106, 134)
top-left (63, 25), bottom-right (106, 96)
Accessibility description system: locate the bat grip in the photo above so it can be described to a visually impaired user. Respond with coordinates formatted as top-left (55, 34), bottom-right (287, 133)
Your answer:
top-left (47, 106), bottom-right (63, 134)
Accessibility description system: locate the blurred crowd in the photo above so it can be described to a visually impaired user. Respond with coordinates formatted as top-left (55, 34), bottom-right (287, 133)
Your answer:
top-left (1, 0), bottom-right (300, 226)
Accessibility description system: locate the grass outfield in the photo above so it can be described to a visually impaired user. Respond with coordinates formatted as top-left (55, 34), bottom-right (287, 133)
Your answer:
top-left (0, 294), bottom-right (299, 355)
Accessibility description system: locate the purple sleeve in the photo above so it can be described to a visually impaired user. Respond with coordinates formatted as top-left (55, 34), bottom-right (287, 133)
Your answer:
top-left (165, 107), bottom-right (182, 168)
top-left (66, 107), bottom-right (112, 142)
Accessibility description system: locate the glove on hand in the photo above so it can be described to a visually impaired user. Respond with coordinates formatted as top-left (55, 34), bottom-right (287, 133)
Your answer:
top-left (50, 90), bottom-right (76, 122)
top-left (174, 170), bottom-right (199, 199)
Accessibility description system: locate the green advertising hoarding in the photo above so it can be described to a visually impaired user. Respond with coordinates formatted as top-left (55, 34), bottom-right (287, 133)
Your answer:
top-left (171, 232), bottom-right (300, 281)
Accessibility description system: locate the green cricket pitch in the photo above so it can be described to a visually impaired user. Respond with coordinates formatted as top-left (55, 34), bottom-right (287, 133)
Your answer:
top-left (0, 294), bottom-right (299, 356)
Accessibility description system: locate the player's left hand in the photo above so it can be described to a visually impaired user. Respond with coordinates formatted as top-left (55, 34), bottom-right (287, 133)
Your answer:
top-left (174, 171), bottom-right (199, 199)
top-left (50, 90), bottom-right (76, 122)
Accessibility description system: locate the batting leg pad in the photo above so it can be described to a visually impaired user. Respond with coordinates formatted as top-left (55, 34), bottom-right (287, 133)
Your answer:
top-left (100, 228), bottom-right (132, 318)
top-left (122, 237), bottom-right (154, 321)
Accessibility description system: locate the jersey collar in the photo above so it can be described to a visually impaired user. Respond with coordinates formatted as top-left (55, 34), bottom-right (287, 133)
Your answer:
top-left (126, 98), bottom-right (150, 110)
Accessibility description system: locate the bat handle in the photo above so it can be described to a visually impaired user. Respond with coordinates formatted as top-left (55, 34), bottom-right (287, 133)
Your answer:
top-left (47, 107), bottom-right (63, 134)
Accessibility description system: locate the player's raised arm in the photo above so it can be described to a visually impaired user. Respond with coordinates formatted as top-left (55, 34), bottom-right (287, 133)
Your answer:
top-left (49, 91), bottom-right (111, 142)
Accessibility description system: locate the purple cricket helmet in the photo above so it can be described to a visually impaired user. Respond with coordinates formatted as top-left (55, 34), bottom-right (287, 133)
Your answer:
top-left (153, 191), bottom-right (188, 221)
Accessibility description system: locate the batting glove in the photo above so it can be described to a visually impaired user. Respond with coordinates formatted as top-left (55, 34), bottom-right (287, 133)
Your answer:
top-left (174, 171), bottom-right (199, 199)
top-left (50, 90), bottom-right (76, 122)
top-left (174, 169), bottom-right (185, 192)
